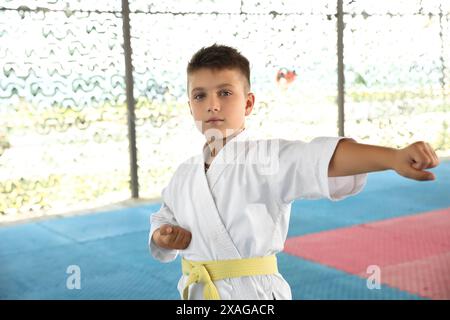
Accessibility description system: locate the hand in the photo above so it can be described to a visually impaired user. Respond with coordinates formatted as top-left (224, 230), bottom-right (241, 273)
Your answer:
top-left (153, 224), bottom-right (192, 250)
top-left (394, 141), bottom-right (440, 181)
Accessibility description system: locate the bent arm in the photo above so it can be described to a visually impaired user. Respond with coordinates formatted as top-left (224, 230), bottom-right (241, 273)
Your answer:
top-left (149, 201), bottom-right (180, 262)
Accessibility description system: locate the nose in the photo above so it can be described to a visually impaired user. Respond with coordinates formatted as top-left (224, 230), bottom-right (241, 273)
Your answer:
top-left (207, 95), bottom-right (221, 112)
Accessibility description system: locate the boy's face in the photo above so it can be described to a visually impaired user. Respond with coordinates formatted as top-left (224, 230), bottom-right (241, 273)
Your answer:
top-left (188, 68), bottom-right (255, 140)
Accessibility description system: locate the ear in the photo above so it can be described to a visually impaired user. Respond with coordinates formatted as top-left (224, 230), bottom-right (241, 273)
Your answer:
top-left (188, 100), bottom-right (192, 115)
top-left (245, 92), bottom-right (255, 116)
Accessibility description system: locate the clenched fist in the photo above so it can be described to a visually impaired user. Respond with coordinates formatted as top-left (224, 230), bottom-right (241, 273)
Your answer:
top-left (394, 141), bottom-right (440, 181)
top-left (152, 224), bottom-right (192, 250)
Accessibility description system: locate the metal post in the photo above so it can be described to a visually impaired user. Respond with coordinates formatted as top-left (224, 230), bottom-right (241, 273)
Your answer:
top-left (337, 0), bottom-right (345, 136)
top-left (121, 0), bottom-right (139, 198)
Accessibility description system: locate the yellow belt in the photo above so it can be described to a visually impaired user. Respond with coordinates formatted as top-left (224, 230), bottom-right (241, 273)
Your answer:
top-left (181, 255), bottom-right (278, 300)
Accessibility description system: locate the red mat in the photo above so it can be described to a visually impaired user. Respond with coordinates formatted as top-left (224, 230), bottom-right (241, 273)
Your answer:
top-left (284, 208), bottom-right (450, 299)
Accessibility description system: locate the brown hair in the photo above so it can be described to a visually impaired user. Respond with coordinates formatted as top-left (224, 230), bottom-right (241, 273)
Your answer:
top-left (187, 44), bottom-right (251, 92)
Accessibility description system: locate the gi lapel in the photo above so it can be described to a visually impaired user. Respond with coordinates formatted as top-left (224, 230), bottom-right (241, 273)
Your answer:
top-left (189, 129), bottom-right (259, 298)
top-left (205, 128), bottom-right (251, 192)
top-left (191, 153), bottom-right (242, 260)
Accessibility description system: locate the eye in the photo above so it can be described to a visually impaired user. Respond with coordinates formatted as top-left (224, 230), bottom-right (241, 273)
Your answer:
top-left (193, 93), bottom-right (205, 101)
top-left (219, 90), bottom-right (232, 97)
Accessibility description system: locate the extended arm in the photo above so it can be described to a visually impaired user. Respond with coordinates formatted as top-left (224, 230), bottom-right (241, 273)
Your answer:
top-left (328, 139), bottom-right (440, 181)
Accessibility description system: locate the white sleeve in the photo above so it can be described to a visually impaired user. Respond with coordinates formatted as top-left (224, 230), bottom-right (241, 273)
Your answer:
top-left (148, 189), bottom-right (179, 263)
top-left (273, 137), bottom-right (367, 204)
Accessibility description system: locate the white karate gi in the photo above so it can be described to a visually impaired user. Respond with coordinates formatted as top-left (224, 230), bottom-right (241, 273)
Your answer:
top-left (149, 129), bottom-right (367, 300)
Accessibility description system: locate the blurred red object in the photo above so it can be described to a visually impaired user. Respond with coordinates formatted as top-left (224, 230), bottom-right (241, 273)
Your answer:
top-left (276, 68), bottom-right (297, 89)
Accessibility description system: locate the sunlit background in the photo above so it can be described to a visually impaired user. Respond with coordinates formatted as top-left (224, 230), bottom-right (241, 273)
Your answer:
top-left (1, 0), bottom-right (449, 223)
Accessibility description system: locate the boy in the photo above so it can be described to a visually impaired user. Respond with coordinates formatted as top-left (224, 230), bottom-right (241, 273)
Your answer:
top-left (149, 44), bottom-right (440, 300)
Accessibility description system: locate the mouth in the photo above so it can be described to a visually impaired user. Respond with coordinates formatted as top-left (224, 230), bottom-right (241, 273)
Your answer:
top-left (206, 118), bottom-right (224, 124)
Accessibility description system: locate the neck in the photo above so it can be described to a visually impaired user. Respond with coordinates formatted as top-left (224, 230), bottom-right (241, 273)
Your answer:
top-left (205, 127), bottom-right (245, 159)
